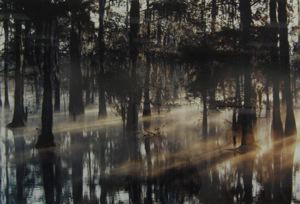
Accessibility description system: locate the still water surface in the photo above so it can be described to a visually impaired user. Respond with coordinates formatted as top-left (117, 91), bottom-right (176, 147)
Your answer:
top-left (0, 104), bottom-right (300, 203)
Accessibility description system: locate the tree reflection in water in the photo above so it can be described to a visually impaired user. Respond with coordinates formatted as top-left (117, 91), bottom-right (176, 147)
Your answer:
top-left (0, 104), bottom-right (298, 203)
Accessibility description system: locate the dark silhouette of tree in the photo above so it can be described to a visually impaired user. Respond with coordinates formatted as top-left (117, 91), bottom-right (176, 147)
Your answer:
top-left (126, 2), bottom-right (143, 193)
top-left (3, 0), bottom-right (10, 108)
top-left (32, 0), bottom-right (69, 148)
top-left (53, 22), bottom-right (60, 112)
top-left (232, 73), bottom-right (241, 146)
top-left (33, 22), bottom-right (43, 110)
top-left (126, 0), bottom-right (141, 132)
top-left (143, 0), bottom-right (152, 117)
top-left (278, 0), bottom-right (297, 136)
top-left (7, 2), bottom-right (25, 128)
top-left (270, 0), bottom-right (284, 138)
top-left (239, 0), bottom-right (255, 146)
top-left (35, 19), bottom-right (56, 148)
top-left (98, 0), bottom-right (107, 118)
top-left (69, 0), bottom-right (85, 118)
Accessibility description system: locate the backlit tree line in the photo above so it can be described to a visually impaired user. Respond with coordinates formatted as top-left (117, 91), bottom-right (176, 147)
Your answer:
top-left (0, 0), bottom-right (298, 148)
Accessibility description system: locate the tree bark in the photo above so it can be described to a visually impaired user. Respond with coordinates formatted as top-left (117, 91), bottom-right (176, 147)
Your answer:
top-left (239, 0), bottom-right (255, 145)
top-left (126, 0), bottom-right (141, 132)
top-left (143, 2), bottom-right (151, 117)
top-left (8, 19), bottom-right (25, 128)
top-left (54, 23), bottom-right (60, 112)
top-left (270, 0), bottom-right (284, 138)
top-left (34, 23), bottom-right (43, 110)
top-left (3, 0), bottom-right (10, 108)
top-left (54, 74), bottom-right (60, 112)
top-left (35, 20), bottom-right (55, 148)
top-left (278, 0), bottom-right (297, 136)
top-left (69, 1), bottom-right (84, 117)
top-left (98, 0), bottom-right (107, 118)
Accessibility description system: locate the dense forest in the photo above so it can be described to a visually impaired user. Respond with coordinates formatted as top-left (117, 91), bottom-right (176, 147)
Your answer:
top-left (0, 0), bottom-right (300, 203)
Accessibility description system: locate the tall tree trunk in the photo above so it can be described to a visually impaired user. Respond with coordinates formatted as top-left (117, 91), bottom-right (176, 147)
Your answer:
top-left (232, 74), bottom-right (241, 146)
top-left (34, 23), bottom-right (43, 110)
top-left (126, 65), bottom-right (139, 132)
top-left (272, 77), bottom-right (284, 137)
top-left (8, 19), bottom-right (25, 128)
top-left (278, 0), bottom-right (297, 136)
top-left (34, 70), bottom-right (41, 110)
top-left (239, 0), bottom-right (255, 146)
top-left (98, 0), bottom-right (107, 118)
top-left (54, 74), bottom-right (60, 112)
top-left (126, 0), bottom-right (141, 132)
top-left (143, 2), bottom-right (151, 117)
top-left (69, 1), bottom-right (84, 118)
top-left (241, 69), bottom-right (255, 146)
top-left (270, 0), bottom-right (284, 138)
top-left (3, 1), bottom-right (10, 108)
top-left (35, 20), bottom-right (55, 148)
top-left (54, 23), bottom-right (60, 112)
top-left (21, 22), bottom-right (31, 121)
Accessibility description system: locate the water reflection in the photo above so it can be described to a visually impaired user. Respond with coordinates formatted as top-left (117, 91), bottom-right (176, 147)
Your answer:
top-left (38, 150), bottom-right (57, 204)
top-left (1, 53), bottom-right (300, 203)
top-left (0, 106), bottom-right (299, 203)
